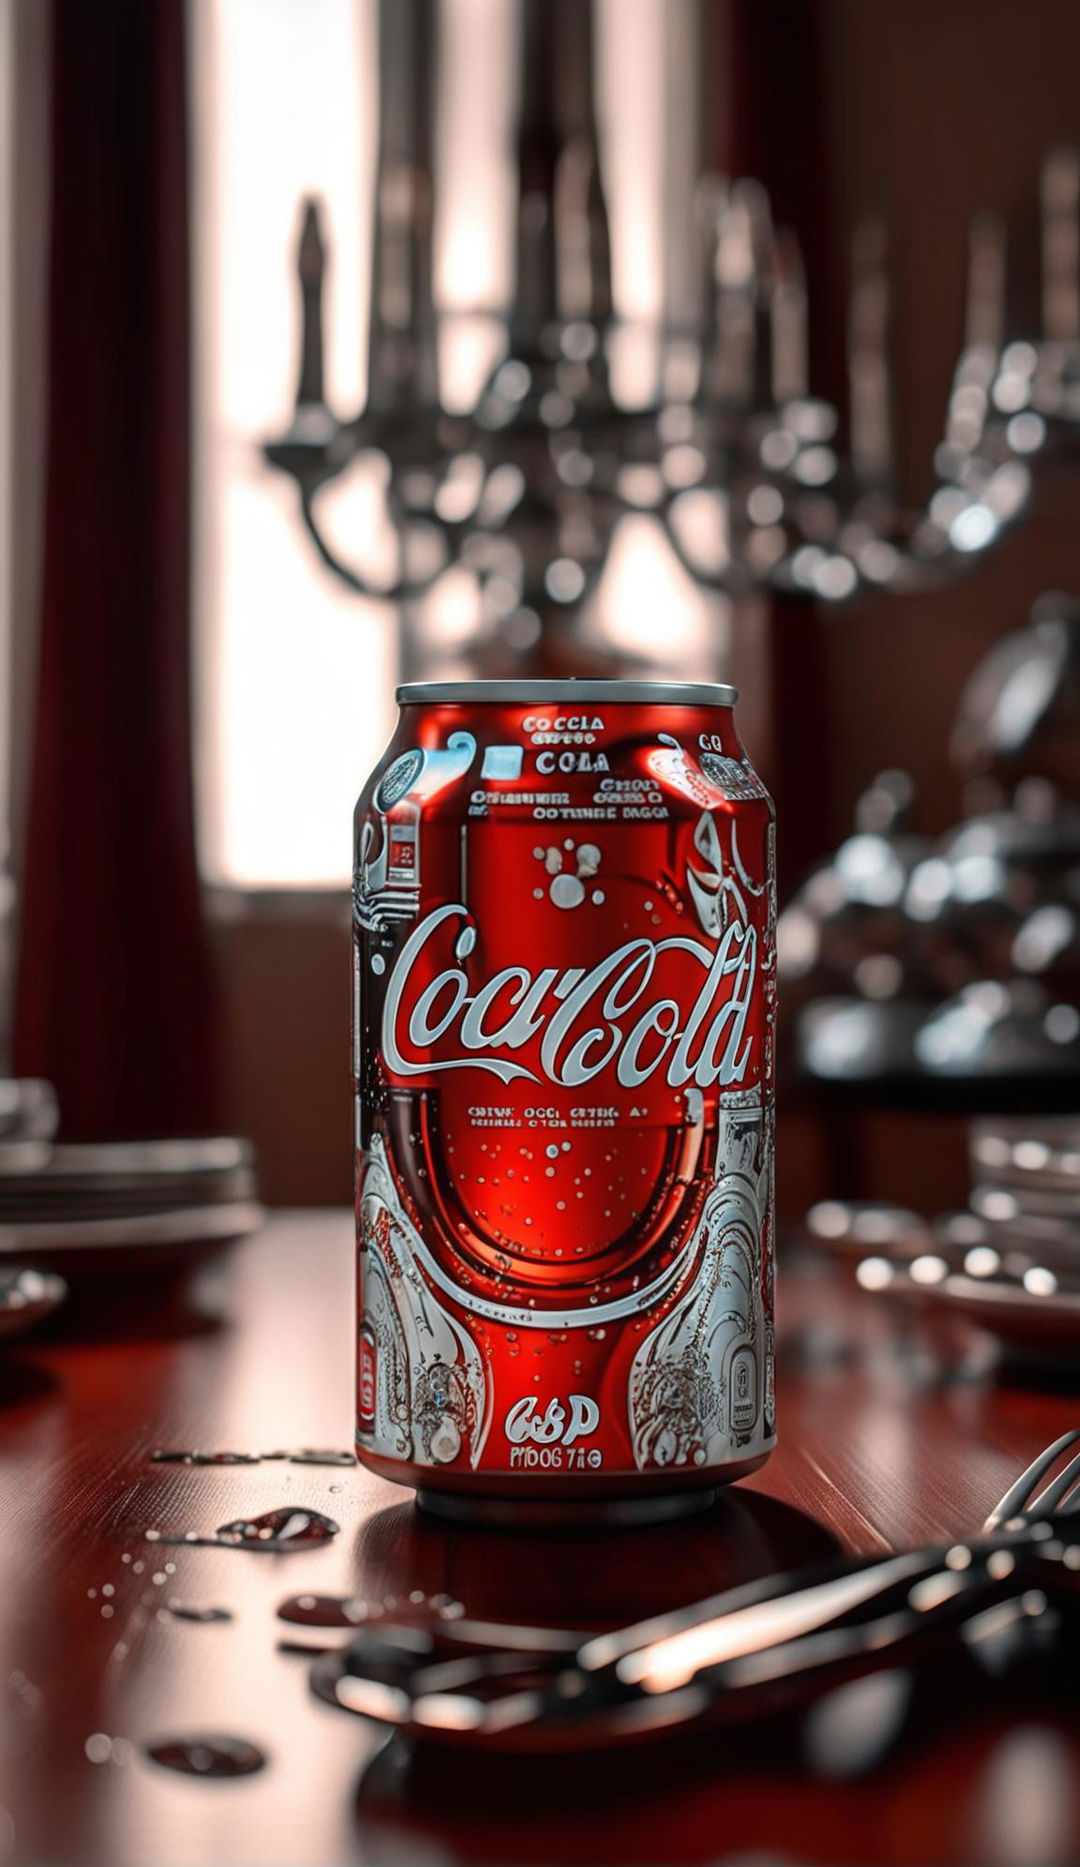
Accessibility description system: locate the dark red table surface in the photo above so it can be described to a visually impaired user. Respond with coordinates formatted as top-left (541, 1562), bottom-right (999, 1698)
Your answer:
top-left (0, 1213), bottom-right (1077, 1867)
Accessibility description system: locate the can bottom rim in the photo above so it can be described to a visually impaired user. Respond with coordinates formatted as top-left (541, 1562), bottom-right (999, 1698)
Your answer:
top-left (415, 1485), bottom-right (719, 1529)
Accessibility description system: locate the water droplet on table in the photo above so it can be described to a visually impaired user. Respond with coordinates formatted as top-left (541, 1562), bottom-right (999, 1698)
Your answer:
top-left (161, 1601), bottom-right (233, 1625)
top-left (277, 1593), bottom-right (367, 1628)
top-left (145, 1507), bottom-right (339, 1553)
top-left (214, 1508), bottom-right (339, 1552)
top-left (150, 1446), bottom-right (355, 1468)
top-left (151, 1450), bottom-right (262, 1466)
top-left (146, 1735), bottom-right (266, 1778)
top-left (284, 1449), bottom-right (355, 1467)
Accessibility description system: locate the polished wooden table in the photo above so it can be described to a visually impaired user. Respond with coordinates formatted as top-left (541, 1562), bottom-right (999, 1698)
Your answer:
top-left (0, 1213), bottom-right (1076, 1867)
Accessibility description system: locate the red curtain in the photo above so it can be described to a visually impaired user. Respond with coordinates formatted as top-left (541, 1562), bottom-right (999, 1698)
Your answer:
top-left (14, 0), bottom-right (220, 1137)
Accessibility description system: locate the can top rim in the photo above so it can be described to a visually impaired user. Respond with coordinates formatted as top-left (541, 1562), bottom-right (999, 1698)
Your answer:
top-left (396, 679), bottom-right (739, 707)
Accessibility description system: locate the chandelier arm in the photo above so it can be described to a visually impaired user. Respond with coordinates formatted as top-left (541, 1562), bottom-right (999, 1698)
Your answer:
top-left (298, 487), bottom-right (445, 604)
top-left (654, 500), bottom-right (745, 598)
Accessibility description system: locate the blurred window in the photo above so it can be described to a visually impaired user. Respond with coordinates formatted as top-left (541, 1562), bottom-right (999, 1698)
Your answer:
top-left (191, 0), bottom-right (395, 888)
top-left (190, 0), bottom-right (712, 888)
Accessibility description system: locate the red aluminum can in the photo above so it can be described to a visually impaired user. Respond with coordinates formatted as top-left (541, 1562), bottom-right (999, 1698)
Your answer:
top-left (353, 680), bottom-right (776, 1523)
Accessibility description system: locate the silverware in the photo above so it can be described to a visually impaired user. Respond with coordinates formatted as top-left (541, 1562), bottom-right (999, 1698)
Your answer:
top-left (311, 1431), bottom-right (1080, 1747)
top-left (983, 1427), bottom-right (1080, 1528)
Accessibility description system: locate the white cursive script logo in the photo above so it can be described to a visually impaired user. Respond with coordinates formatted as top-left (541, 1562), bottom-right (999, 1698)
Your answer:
top-left (382, 903), bottom-right (758, 1089)
top-left (504, 1394), bottom-right (600, 1447)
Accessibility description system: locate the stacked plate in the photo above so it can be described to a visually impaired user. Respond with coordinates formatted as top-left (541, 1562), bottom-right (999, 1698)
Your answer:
top-left (0, 1126), bottom-right (263, 1280)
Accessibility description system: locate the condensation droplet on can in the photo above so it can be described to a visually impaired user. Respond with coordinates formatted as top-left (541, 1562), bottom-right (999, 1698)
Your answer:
top-left (550, 873), bottom-right (585, 910)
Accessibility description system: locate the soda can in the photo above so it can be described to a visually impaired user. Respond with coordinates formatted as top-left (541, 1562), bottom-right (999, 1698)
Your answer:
top-left (353, 680), bottom-right (776, 1523)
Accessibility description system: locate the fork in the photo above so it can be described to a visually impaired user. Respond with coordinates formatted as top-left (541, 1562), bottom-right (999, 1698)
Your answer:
top-left (310, 1429), bottom-right (1080, 1744)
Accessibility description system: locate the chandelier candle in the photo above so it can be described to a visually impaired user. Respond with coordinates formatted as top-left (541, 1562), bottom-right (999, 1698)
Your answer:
top-left (353, 681), bottom-right (777, 1524)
